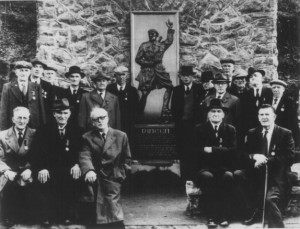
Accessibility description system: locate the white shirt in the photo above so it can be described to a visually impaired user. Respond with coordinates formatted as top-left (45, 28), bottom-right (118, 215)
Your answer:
top-left (216, 93), bottom-right (225, 99)
top-left (253, 86), bottom-right (262, 97)
top-left (262, 125), bottom-right (275, 154)
top-left (14, 126), bottom-right (26, 139)
top-left (18, 81), bottom-right (28, 94)
top-left (185, 83), bottom-right (192, 92)
top-left (272, 96), bottom-right (282, 110)
top-left (30, 76), bottom-right (41, 84)
top-left (117, 84), bottom-right (126, 91)
top-left (210, 121), bottom-right (221, 137)
top-left (70, 86), bottom-right (79, 95)
top-left (97, 90), bottom-right (106, 100)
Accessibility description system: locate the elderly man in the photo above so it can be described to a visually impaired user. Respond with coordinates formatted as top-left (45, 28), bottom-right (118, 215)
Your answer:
top-left (241, 104), bottom-right (294, 228)
top-left (61, 66), bottom-right (88, 127)
top-left (79, 107), bottom-right (131, 229)
top-left (0, 107), bottom-right (35, 225)
top-left (220, 59), bottom-right (235, 88)
top-left (195, 99), bottom-right (237, 228)
top-left (270, 79), bottom-right (300, 147)
top-left (205, 73), bottom-right (240, 129)
top-left (228, 69), bottom-right (250, 98)
top-left (78, 71), bottom-right (121, 131)
top-left (32, 99), bottom-right (83, 225)
top-left (107, 66), bottom-right (139, 137)
top-left (0, 61), bottom-right (46, 130)
top-left (44, 65), bottom-right (59, 86)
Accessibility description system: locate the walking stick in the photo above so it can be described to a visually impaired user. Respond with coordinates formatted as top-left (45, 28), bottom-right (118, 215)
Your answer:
top-left (262, 164), bottom-right (268, 228)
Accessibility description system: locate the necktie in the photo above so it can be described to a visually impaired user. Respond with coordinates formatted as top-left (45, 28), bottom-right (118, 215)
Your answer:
top-left (262, 130), bottom-right (268, 155)
top-left (214, 125), bottom-right (218, 138)
top-left (217, 95), bottom-right (222, 99)
top-left (18, 131), bottom-right (23, 146)
top-left (101, 133), bottom-right (106, 141)
top-left (73, 89), bottom-right (77, 95)
top-left (255, 89), bottom-right (260, 107)
top-left (185, 87), bottom-right (190, 95)
top-left (21, 85), bottom-right (27, 96)
top-left (273, 98), bottom-right (278, 106)
top-left (59, 129), bottom-right (64, 139)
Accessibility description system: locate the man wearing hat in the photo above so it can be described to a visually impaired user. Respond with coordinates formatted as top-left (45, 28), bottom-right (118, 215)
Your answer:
top-left (0, 61), bottom-right (46, 130)
top-left (205, 72), bottom-right (241, 129)
top-left (201, 71), bottom-right (215, 97)
top-left (107, 66), bottom-right (139, 139)
top-left (171, 65), bottom-right (206, 182)
top-left (44, 65), bottom-right (59, 86)
top-left (195, 98), bottom-right (237, 228)
top-left (135, 20), bottom-right (174, 116)
top-left (60, 66), bottom-right (88, 127)
top-left (78, 71), bottom-right (120, 131)
top-left (31, 98), bottom-right (83, 225)
top-left (0, 107), bottom-right (36, 226)
top-left (228, 69), bottom-right (250, 98)
top-left (270, 79), bottom-right (299, 147)
top-left (241, 69), bottom-right (272, 138)
top-left (220, 59), bottom-right (235, 88)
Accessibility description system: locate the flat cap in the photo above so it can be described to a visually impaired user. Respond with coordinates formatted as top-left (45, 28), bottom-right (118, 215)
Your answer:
top-left (31, 59), bottom-right (47, 68)
top-left (14, 61), bottom-right (32, 69)
top-left (233, 69), bottom-right (248, 79)
top-left (114, 66), bottom-right (128, 73)
top-left (252, 69), bottom-right (265, 77)
top-left (270, 79), bottom-right (287, 88)
top-left (45, 65), bottom-right (57, 72)
top-left (91, 71), bottom-right (111, 82)
top-left (220, 59), bottom-right (235, 65)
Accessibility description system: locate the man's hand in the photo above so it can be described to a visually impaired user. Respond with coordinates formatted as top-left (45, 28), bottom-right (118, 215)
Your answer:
top-left (21, 169), bottom-right (32, 181)
top-left (4, 170), bottom-right (17, 181)
top-left (204, 147), bottom-right (213, 153)
top-left (85, 171), bottom-right (97, 183)
top-left (253, 154), bottom-right (268, 168)
top-left (71, 164), bottom-right (81, 179)
top-left (38, 169), bottom-right (50, 184)
top-left (166, 19), bottom-right (173, 29)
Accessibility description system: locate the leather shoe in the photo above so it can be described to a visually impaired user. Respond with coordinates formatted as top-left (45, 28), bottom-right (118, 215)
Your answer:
top-left (219, 218), bottom-right (229, 227)
top-left (243, 209), bottom-right (262, 225)
top-left (207, 218), bottom-right (218, 228)
top-left (42, 220), bottom-right (51, 226)
top-left (63, 219), bottom-right (72, 225)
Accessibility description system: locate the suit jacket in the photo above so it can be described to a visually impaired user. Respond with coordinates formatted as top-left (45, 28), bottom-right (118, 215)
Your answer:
top-left (107, 83), bottom-right (139, 134)
top-left (31, 122), bottom-right (83, 175)
top-left (0, 81), bottom-right (46, 130)
top-left (273, 95), bottom-right (300, 147)
top-left (171, 83), bottom-right (206, 124)
top-left (78, 90), bottom-right (121, 131)
top-left (60, 87), bottom-right (88, 127)
top-left (228, 84), bottom-right (250, 99)
top-left (195, 122), bottom-right (237, 172)
top-left (245, 125), bottom-right (295, 193)
top-left (0, 127), bottom-right (36, 174)
top-left (241, 86), bottom-right (273, 132)
top-left (205, 92), bottom-right (241, 128)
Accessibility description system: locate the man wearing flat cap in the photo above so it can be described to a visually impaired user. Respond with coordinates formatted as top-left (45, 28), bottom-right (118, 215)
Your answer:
top-left (31, 98), bottom-right (83, 225)
top-left (78, 71), bottom-right (120, 131)
top-left (228, 69), bottom-right (250, 98)
top-left (0, 61), bottom-right (46, 130)
top-left (171, 66), bottom-right (206, 182)
top-left (221, 59), bottom-right (235, 88)
top-left (241, 69), bottom-right (272, 140)
top-left (270, 79), bottom-right (299, 147)
top-left (205, 73), bottom-right (241, 129)
top-left (195, 99), bottom-right (237, 228)
top-left (44, 65), bottom-right (59, 87)
top-left (107, 66), bottom-right (139, 139)
top-left (135, 20), bottom-right (174, 117)
top-left (60, 66), bottom-right (88, 127)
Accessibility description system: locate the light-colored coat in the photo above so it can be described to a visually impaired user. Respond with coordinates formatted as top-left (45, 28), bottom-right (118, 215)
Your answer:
top-left (79, 127), bottom-right (131, 224)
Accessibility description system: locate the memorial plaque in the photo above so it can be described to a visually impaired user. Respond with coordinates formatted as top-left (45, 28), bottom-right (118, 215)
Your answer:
top-left (132, 124), bottom-right (178, 160)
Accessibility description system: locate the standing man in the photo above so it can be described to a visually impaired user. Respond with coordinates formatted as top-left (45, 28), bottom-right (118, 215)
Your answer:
top-left (171, 66), bottom-right (205, 182)
top-left (61, 66), bottom-right (88, 127)
top-left (228, 69), bottom-right (250, 98)
top-left (0, 61), bottom-right (46, 130)
top-left (135, 20), bottom-right (174, 116)
top-left (195, 99), bottom-right (237, 228)
top-left (220, 59), bottom-right (235, 88)
top-left (242, 104), bottom-right (294, 228)
top-left (201, 71), bottom-right (215, 97)
top-left (270, 79), bottom-right (300, 147)
top-left (79, 107), bottom-right (131, 229)
top-left (205, 73), bottom-right (240, 129)
top-left (32, 99), bottom-right (82, 225)
top-left (107, 66), bottom-right (139, 139)
top-left (0, 107), bottom-right (36, 226)
top-left (78, 71), bottom-right (121, 131)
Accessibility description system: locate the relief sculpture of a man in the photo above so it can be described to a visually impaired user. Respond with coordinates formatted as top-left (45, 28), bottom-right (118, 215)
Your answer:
top-left (135, 20), bottom-right (175, 119)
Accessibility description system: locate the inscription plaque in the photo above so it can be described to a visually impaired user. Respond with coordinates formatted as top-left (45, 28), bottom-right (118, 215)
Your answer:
top-left (132, 124), bottom-right (178, 160)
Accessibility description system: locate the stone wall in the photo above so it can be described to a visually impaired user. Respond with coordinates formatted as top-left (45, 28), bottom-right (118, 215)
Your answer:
top-left (36, 0), bottom-right (278, 81)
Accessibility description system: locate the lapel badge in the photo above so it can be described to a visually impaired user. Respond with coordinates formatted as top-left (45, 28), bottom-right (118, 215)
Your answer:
top-left (24, 139), bottom-right (28, 150)
top-left (77, 100), bottom-right (80, 103)
top-left (281, 106), bottom-right (284, 112)
top-left (271, 152), bottom-right (275, 156)
top-left (42, 90), bottom-right (47, 98)
top-left (219, 138), bottom-right (223, 147)
top-left (65, 139), bottom-right (70, 151)
top-left (32, 91), bottom-right (36, 100)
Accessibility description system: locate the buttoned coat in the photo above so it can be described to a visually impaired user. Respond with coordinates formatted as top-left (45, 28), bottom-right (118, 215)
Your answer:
top-left (79, 127), bottom-right (131, 224)
top-left (78, 90), bottom-right (121, 131)
top-left (0, 127), bottom-right (36, 175)
top-left (245, 125), bottom-right (294, 194)
top-left (205, 92), bottom-right (241, 128)
top-left (0, 81), bottom-right (46, 130)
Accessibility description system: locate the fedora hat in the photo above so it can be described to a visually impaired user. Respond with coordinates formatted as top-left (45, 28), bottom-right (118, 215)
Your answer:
top-left (201, 71), bottom-right (214, 83)
top-left (212, 72), bottom-right (229, 83)
top-left (251, 69), bottom-right (265, 77)
top-left (31, 59), bottom-right (47, 69)
top-left (179, 66), bottom-right (196, 76)
top-left (51, 98), bottom-right (73, 111)
top-left (91, 71), bottom-right (111, 82)
top-left (65, 66), bottom-right (85, 78)
top-left (207, 98), bottom-right (228, 112)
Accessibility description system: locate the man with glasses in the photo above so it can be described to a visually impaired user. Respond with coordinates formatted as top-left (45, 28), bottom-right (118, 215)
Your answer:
top-left (79, 107), bottom-right (131, 229)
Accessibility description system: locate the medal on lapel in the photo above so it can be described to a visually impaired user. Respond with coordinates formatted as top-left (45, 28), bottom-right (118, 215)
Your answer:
top-left (270, 145), bottom-right (276, 156)
top-left (42, 90), bottom-right (47, 99)
top-left (219, 138), bottom-right (223, 147)
top-left (281, 105), bottom-right (285, 112)
top-left (65, 139), bottom-right (69, 151)
top-left (32, 91), bottom-right (36, 100)
top-left (24, 139), bottom-right (28, 151)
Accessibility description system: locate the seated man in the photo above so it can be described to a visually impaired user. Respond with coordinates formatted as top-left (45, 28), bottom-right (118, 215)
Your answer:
top-left (195, 99), bottom-right (237, 228)
top-left (241, 104), bottom-right (294, 228)
top-left (0, 107), bottom-right (36, 226)
top-left (79, 107), bottom-right (131, 229)
top-left (32, 98), bottom-right (83, 225)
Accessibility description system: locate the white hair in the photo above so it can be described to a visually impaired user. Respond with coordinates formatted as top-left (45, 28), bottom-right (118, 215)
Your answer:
top-left (90, 107), bottom-right (108, 119)
top-left (13, 106), bottom-right (30, 117)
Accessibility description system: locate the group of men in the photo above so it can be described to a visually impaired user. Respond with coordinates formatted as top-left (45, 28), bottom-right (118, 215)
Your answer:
top-left (0, 57), bottom-right (299, 229)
